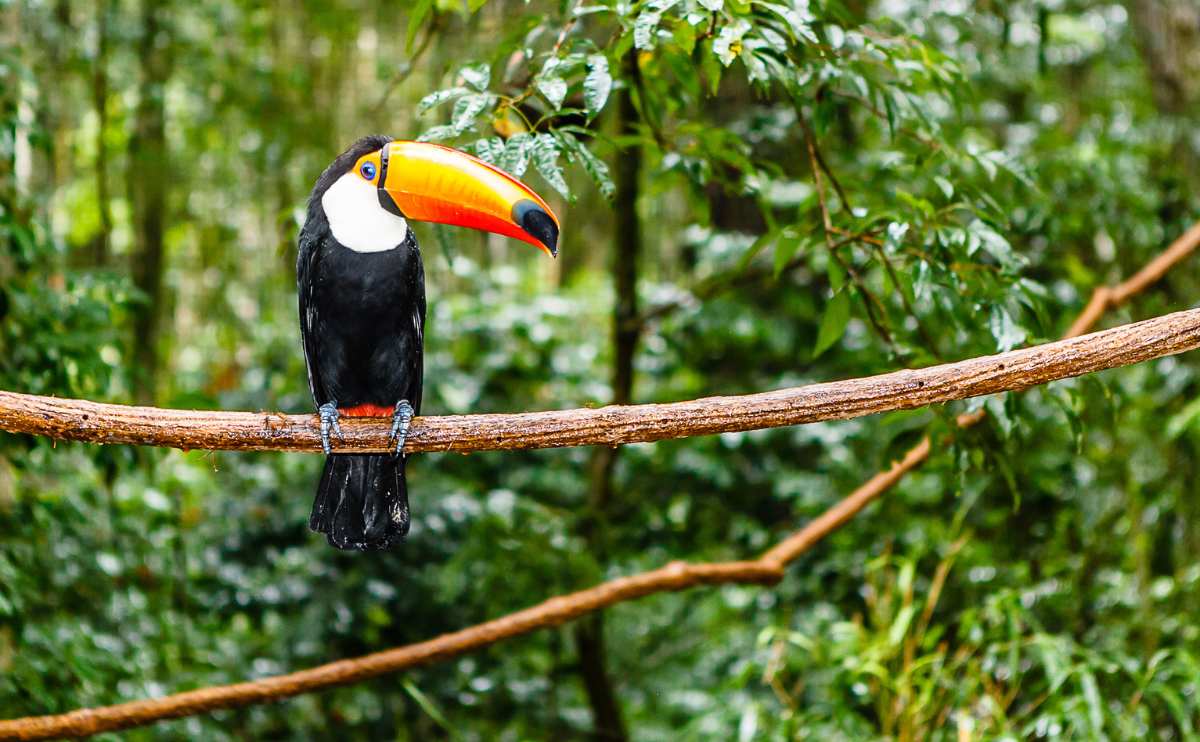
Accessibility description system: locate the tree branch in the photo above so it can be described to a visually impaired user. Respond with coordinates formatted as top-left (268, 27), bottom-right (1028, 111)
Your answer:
top-left (1, 308), bottom-right (1199, 455)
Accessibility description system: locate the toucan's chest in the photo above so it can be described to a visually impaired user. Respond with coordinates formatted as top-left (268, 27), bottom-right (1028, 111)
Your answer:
top-left (311, 233), bottom-right (424, 323)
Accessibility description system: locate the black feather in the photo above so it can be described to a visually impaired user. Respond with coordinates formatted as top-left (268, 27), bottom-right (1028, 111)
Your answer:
top-left (310, 454), bottom-right (409, 550)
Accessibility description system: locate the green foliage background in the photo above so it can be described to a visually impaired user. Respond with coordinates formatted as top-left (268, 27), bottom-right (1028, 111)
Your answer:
top-left (2, 0), bottom-right (1200, 738)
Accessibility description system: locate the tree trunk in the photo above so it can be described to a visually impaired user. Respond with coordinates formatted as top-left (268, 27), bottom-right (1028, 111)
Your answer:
top-left (573, 49), bottom-right (642, 742)
top-left (1126, 0), bottom-right (1199, 116)
top-left (1126, 0), bottom-right (1200, 192)
top-left (127, 0), bottom-right (172, 402)
top-left (92, 0), bottom-right (113, 267)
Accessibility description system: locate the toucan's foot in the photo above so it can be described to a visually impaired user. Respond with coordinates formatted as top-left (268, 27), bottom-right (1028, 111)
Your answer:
top-left (388, 400), bottom-right (414, 455)
top-left (318, 401), bottom-right (344, 455)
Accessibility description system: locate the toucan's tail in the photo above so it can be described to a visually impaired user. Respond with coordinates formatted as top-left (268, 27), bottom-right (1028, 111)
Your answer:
top-left (309, 454), bottom-right (410, 550)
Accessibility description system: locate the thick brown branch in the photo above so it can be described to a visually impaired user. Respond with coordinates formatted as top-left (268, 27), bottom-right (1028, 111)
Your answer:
top-left (1, 309), bottom-right (1199, 454)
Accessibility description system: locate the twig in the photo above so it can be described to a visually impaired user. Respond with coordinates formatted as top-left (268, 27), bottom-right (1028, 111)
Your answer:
top-left (372, 16), bottom-right (439, 113)
top-left (798, 102), bottom-right (853, 212)
top-left (802, 108), bottom-right (895, 346)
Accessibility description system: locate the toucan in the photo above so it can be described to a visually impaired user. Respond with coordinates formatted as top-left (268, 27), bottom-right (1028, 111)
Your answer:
top-left (297, 135), bottom-right (559, 550)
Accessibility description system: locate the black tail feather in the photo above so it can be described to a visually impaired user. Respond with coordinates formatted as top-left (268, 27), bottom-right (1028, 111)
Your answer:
top-left (310, 454), bottom-right (410, 551)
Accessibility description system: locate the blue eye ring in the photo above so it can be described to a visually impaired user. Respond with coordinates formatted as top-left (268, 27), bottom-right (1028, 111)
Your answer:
top-left (360, 162), bottom-right (377, 181)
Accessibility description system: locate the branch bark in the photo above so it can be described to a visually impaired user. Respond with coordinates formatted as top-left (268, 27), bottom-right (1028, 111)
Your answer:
top-left (2, 308), bottom-right (1200, 454)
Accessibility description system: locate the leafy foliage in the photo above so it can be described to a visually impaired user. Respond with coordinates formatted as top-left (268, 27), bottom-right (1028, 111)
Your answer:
top-left (2, 0), bottom-right (1200, 738)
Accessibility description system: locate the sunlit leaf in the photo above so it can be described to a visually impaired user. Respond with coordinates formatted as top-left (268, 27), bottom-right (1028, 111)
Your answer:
top-left (459, 62), bottom-right (491, 91)
top-left (813, 289), bottom-right (850, 358)
top-left (416, 87), bottom-right (470, 115)
top-left (451, 93), bottom-right (495, 133)
top-left (531, 133), bottom-right (570, 198)
top-left (499, 132), bottom-right (533, 176)
top-left (988, 305), bottom-right (1025, 352)
top-left (583, 55), bottom-right (612, 119)
top-left (536, 74), bottom-right (568, 109)
top-left (633, 0), bottom-right (680, 50)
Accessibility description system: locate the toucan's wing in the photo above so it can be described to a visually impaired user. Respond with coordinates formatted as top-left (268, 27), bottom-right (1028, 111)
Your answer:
top-left (297, 230), bottom-right (329, 405)
top-left (408, 248), bottom-right (426, 415)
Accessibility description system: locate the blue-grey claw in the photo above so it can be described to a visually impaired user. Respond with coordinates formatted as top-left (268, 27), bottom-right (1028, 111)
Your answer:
top-left (388, 400), bottom-right (414, 455)
top-left (318, 402), bottom-right (343, 455)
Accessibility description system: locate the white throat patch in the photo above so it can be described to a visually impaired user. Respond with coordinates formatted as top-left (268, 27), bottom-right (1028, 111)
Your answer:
top-left (321, 172), bottom-right (409, 253)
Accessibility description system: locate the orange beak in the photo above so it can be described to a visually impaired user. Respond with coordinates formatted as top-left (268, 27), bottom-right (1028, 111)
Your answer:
top-left (369, 140), bottom-right (560, 256)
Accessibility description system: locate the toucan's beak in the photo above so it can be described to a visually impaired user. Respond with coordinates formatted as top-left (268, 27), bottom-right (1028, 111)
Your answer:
top-left (378, 141), bottom-right (559, 256)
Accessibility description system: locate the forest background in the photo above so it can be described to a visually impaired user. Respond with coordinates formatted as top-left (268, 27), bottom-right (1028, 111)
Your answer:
top-left (2, 0), bottom-right (1200, 739)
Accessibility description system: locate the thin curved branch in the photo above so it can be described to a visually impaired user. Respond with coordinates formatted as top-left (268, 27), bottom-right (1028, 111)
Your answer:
top-left (0, 442), bottom-right (928, 741)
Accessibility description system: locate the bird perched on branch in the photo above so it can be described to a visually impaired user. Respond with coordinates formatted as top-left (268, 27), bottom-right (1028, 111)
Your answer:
top-left (297, 136), bottom-right (559, 550)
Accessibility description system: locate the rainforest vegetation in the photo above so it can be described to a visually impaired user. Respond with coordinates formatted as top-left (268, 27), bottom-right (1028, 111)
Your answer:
top-left (2, 0), bottom-right (1200, 738)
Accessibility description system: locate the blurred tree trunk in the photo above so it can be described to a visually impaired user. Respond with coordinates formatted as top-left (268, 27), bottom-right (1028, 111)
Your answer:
top-left (1127, 0), bottom-right (1199, 116)
top-left (127, 0), bottom-right (173, 402)
top-left (91, 0), bottom-right (113, 267)
top-left (0, 3), bottom-right (18, 228)
top-left (26, 1), bottom-right (74, 200)
top-left (573, 50), bottom-right (641, 742)
top-left (1127, 0), bottom-right (1200, 192)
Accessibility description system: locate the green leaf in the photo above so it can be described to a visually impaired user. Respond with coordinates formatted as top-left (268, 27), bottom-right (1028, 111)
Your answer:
top-left (968, 219), bottom-right (1023, 271)
top-left (531, 134), bottom-right (570, 198)
top-left (416, 87), bottom-right (470, 115)
top-left (472, 136), bottom-right (506, 165)
top-left (934, 175), bottom-right (954, 199)
top-left (984, 394), bottom-right (1014, 438)
top-left (402, 679), bottom-right (455, 734)
top-left (700, 40), bottom-right (723, 94)
top-left (988, 305), bottom-right (1025, 352)
top-left (1165, 396), bottom-right (1200, 440)
top-left (887, 604), bottom-right (917, 647)
top-left (884, 222), bottom-right (909, 254)
top-left (406, 0), bottom-right (434, 49)
top-left (1080, 671), bottom-right (1103, 736)
top-left (759, 2), bottom-right (816, 43)
top-left (459, 62), bottom-right (491, 91)
top-left (417, 124), bottom-right (457, 142)
top-left (826, 253), bottom-right (846, 291)
top-left (740, 48), bottom-right (769, 83)
top-left (673, 19), bottom-right (697, 53)
top-left (1148, 682), bottom-right (1195, 735)
top-left (451, 93), bottom-right (494, 133)
top-left (499, 133), bottom-right (533, 176)
top-left (773, 231), bottom-right (803, 276)
top-left (583, 55), bottom-right (612, 119)
top-left (536, 74), bottom-right (568, 109)
top-left (558, 132), bottom-right (614, 199)
top-left (813, 290), bottom-right (851, 359)
top-left (633, 0), bottom-right (680, 50)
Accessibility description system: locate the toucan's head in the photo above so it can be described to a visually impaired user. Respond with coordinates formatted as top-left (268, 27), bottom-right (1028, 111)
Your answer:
top-left (307, 135), bottom-right (559, 257)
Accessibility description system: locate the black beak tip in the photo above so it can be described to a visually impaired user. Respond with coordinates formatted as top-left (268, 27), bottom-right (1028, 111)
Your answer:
top-left (513, 199), bottom-right (559, 257)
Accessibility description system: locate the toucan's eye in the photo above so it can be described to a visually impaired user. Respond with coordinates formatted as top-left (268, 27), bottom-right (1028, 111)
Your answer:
top-left (360, 162), bottom-right (377, 181)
